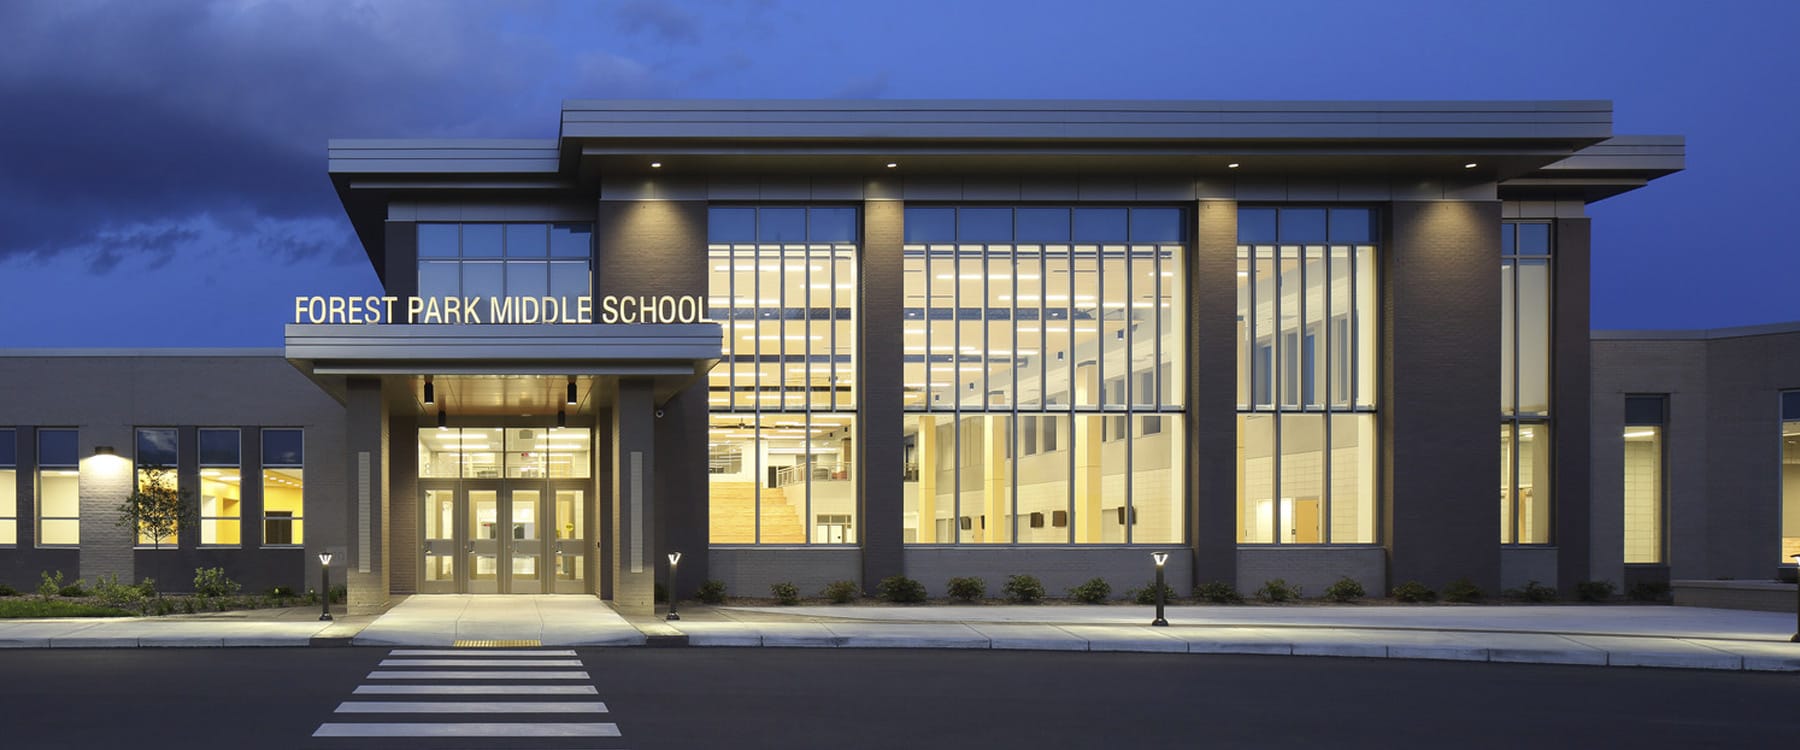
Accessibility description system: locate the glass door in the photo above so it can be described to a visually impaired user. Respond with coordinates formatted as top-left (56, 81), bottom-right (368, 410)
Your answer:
top-left (419, 484), bottom-right (460, 593)
top-left (467, 485), bottom-right (502, 594)
top-left (509, 487), bottom-right (544, 594)
top-left (550, 481), bottom-right (589, 594)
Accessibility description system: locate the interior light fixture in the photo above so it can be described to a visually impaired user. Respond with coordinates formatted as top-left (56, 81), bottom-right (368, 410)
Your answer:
top-left (557, 409), bottom-right (567, 428)
top-left (437, 409), bottom-right (448, 431)
top-left (1464, 162), bottom-right (1478, 169)
top-left (566, 380), bottom-right (578, 405)
top-left (423, 377), bottom-right (435, 405)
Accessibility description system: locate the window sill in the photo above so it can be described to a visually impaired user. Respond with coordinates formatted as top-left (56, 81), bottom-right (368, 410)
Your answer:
top-left (260, 545), bottom-right (305, 550)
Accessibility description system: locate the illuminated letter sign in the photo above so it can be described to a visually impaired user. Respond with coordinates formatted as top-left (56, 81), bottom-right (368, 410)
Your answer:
top-left (292, 295), bottom-right (709, 325)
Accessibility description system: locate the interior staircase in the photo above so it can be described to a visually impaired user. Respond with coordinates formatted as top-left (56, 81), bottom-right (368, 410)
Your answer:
top-left (709, 481), bottom-right (805, 543)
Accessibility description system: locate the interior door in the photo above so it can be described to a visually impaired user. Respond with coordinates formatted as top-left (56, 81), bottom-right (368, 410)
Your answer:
top-left (550, 482), bottom-right (588, 593)
top-left (467, 486), bottom-right (501, 594)
top-left (419, 485), bottom-right (460, 593)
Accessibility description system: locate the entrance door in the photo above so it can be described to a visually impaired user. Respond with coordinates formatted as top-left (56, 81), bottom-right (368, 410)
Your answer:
top-left (549, 481), bottom-right (589, 594)
top-left (419, 484), bottom-right (460, 593)
top-left (467, 484), bottom-right (503, 594)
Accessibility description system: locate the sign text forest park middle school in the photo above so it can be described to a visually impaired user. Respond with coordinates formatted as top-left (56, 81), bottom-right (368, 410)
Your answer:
top-left (292, 295), bottom-right (711, 325)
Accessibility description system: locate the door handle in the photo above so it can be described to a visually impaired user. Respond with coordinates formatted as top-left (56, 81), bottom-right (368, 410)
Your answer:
top-left (466, 543), bottom-right (476, 554)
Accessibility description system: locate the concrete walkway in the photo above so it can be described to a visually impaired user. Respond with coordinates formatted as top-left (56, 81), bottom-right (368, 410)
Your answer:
top-left (665, 604), bottom-right (1800, 672)
top-left (5, 597), bottom-right (1800, 672)
top-left (352, 595), bottom-right (645, 647)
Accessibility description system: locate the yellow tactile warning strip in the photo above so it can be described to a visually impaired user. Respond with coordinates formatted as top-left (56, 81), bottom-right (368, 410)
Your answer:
top-left (451, 639), bottom-right (544, 648)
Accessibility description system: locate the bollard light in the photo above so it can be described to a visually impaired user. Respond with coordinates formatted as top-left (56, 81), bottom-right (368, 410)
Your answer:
top-left (1791, 554), bottom-right (1799, 643)
top-left (1150, 551), bottom-right (1170, 627)
top-left (318, 551), bottom-right (334, 622)
top-left (667, 552), bottom-right (683, 621)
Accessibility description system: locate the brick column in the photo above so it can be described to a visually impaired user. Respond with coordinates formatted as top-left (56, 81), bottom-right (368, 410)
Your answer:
top-left (344, 377), bottom-right (391, 615)
top-left (1190, 200), bottom-right (1238, 587)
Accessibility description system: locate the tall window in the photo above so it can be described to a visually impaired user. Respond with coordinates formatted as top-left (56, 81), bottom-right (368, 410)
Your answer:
top-left (199, 429), bottom-right (241, 546)
top-left (1623, 396), bottom-right (1666, 564)
top-left (37, 429), bottom-right (78, 546)
top-left (902, 206), bottom-right (1185, 545)
top-left (1782, 391), bottom-right (1800, 562)
top-left (0, 429), bottom-right (15, 546)
top-left (262, 429), bottom-right (304, 547)
top-left (1235, 207), bottom-right (1378, 544)
top-left (707, 207), bottom-right (859, 545)
top-left (1501, 221), bottom-right (1553, 544)
top-left (134, 428), bottom-right (179, 547)
top-left (416, 223), bottom-right (592, 312)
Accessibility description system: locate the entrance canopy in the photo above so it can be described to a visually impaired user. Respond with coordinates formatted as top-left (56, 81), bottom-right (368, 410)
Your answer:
top-left (284, 323), bottom-right (722, 408)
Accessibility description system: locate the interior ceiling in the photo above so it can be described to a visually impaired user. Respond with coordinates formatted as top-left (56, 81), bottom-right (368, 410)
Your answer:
top-left (404, 375), bottom-right (605, 417)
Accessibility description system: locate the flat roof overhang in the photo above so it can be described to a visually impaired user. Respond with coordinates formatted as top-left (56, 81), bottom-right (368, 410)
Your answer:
top-left (285, 323), bottom-right (722, 408)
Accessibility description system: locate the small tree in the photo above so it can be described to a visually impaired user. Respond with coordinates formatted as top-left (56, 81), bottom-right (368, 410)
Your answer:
top-left (117, 465), bottom-right (195, 550)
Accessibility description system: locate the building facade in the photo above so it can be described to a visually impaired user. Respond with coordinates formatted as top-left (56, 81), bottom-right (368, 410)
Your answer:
top-left (9, 99), bottom-right (1782, 617)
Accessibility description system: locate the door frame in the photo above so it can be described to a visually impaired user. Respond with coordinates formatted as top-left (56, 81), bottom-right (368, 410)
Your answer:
top-left (415, 477), bottom-right (598, 595)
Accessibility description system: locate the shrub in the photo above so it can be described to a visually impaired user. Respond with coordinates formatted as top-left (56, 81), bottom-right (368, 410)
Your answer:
top-left (38, 571), bottom-right (64, 600)
top-left (770, 581), bottom-right (800, 605)
top-left (946, 576), bottom-right (987, 603)
top-left (1255, 578), bottom-right (1302, 603)
top-left (878, 575), bottom-right (928, 604)
top-left (1322, 577), bottom-right (1366, 603)
top-left (180, 598), bottom-right (197, 614)
top-left (1576, 580), bottom-right (1616, 603)
top-left (267, 585), bottom-right (295, 599)
top-left (193, 567), bottom-right (241, 598)
top-left (1003, 574), bottom-right (1046, 604)
top-left (1391, 580), bottom-right (1437, 603)
top-left (1068, 577), bottom-right (1112, 604)
top-left (329, 585), bottom-right (347, 604)
top-left (0, 583), bottom-right (16, 597)
top-left (1193, 580), bottom-right (1244, 604)
top-left (1627, 581), bottom-right (1671, 602)
top-left (152, 597), bottom-right (177, 616)
top-left (822, 580), bottom-right (860, 604)
top-left (1509, 580), bottom-right (1558, 603)
top-left (1130, 581), bottom-right (1180, 605)
top-left (1441, 578), bottom-right (1483, 603)
top-left (58, 580), bottom-right (87, 598)
top-left (694, 579), bottom-right (728, 604)
top-left (136, 578), bottom-right (158, 598)
top-left (90, 574), bottom-right (144, 610)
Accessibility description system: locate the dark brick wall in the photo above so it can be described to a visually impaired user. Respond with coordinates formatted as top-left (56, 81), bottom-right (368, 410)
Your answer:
top-left (388, 414), bottom-right (418, 594)
top-left (597, 199), bottom-right (709, 596)
top-left (1552, 219), bottom-right (1592, 592)
top-left (1383, 201), bottom-right (1503, 591)
top-left (1704, 332), bottom-right (1800, 578)
top-left (1190, 200), bottom-right (1237, 586)
top-left (860, 199), bottom-right (904, 593)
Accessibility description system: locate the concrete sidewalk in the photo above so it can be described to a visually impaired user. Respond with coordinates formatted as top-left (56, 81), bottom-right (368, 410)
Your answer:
top-left (5, 597), bottom-right (1799, 672)
top-left (661, 603), bottom-right (1800, 672)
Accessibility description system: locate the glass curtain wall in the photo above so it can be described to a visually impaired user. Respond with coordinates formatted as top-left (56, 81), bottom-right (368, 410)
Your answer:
top-left (199, 429), bottom-right (242, 546)
top-left (37, 429), bottom-right (79, 546)
top-left (134, 428), bottom-right (179, 547)
top-left (1622, 396), bottom-right (1666, 564)
top-left (0, 429), bottom-right (14, 545)
top-left (1782, 391), bottom-right (1800, 562)
top-left (1501, 221), bottom-right (1553, 544)
top-left (707, 207), bottom-right (859, 545)
top-left (417, 223), bottom-right (593, 308)
top-left (901, 206), bottom-right (1185, 545)
top-left (1235, 207), bottom-right (1378, 544)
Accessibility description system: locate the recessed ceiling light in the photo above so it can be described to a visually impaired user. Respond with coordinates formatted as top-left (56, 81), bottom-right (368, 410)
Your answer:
top-left (886, 162), bottom-right (898, 169)
top-left (1227, 163), bottom-right (1240, 169)
top-left (650, 162), bottom-right (663, 168)
top-left (1464, 162), bottom-right (1477, 169)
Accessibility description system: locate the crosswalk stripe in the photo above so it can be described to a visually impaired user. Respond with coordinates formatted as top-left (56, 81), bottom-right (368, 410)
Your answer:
top-left (387, 649), bottom-right (578, 657)
top-left (367, 670), bottom-right (590, 680)
top-left (336, 701), bottom-right (608, 714)
top-left (378, 658), bottom-right (585, 667)
top-left (312, 722), bottom-right (621, 738)
top-left (354, 684), bottom-right (600, 695)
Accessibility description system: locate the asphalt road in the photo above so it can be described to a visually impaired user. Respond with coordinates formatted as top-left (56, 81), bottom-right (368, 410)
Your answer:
top-left (1, 647), bottom-right (1797, 749)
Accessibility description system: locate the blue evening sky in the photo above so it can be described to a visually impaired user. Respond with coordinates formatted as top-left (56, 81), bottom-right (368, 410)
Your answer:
top-left (0, 0), bottom-right (1794, 346)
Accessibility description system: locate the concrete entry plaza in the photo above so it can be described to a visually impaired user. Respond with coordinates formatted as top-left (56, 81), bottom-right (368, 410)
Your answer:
top-left (352, 595), bottom-right (645, 647)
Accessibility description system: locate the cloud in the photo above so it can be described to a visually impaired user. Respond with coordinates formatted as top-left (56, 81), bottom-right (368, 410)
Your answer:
top-left (0, 0), bottom-right (681, 265)
top-left (614, 0), bottom-right (702, 43)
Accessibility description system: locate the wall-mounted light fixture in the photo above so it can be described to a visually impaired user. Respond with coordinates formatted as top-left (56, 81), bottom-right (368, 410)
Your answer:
top-left (93, 445), bottom-right (115, 456)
